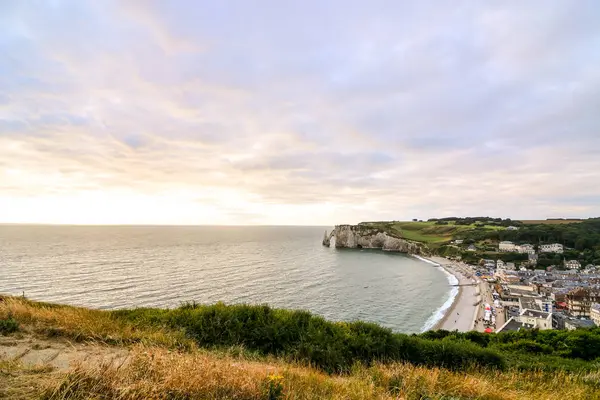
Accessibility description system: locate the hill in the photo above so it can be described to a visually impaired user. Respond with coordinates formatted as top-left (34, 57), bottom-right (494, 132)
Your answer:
top-left (2, 296), bottom-right (600, 399)
top-left (359, 218), bottom-right (509, 248)
top-left (359, 217), bottom-right (600, 266)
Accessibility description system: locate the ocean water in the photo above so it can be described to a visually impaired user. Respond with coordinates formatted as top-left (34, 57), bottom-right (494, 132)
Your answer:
top-left (0, 225), bottom-right (452, 333)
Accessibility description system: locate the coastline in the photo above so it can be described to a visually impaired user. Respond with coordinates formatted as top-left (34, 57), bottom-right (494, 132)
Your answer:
top-left (415, 255), bottom-right (477, 332)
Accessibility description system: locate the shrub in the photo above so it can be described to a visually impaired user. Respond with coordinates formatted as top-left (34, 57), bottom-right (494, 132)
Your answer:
top-left (112, 303), bottom-right (505, 373)
top-left (0, 316), bottom-right (19, 335)
top-left (494, 340), bottom-right (553, 355)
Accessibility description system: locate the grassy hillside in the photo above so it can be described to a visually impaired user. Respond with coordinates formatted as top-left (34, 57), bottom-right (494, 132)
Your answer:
top-left (360, 220), bottom-right (505, 246)
top-left (3, 296), bottom-right (600, 399)
top-left (361, 218), bottom-right (600, 264)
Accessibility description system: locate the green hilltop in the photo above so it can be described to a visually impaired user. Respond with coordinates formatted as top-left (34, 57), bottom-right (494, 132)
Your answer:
top-left (359, 217), bottom-right (600, 266)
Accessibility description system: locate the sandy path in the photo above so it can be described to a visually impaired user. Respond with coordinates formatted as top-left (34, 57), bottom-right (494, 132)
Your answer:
top-left (0, 335), bottom-right (129, 372)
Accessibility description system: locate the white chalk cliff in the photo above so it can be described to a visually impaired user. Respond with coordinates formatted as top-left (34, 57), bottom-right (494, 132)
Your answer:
top-left (322, 224), bottom-right (426, 254)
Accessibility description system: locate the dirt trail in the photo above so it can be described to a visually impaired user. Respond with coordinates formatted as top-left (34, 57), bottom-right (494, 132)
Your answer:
top-left (0, 335), bottom-right (129, 371)
top-left (0, 334), bottom-right (129, 399)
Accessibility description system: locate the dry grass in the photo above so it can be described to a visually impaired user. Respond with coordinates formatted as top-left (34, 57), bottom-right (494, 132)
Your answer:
top-left (0, 359), bottom-right (59, 400)
top-left (3, 296), bottom-right (600, 399)
top-left (41, 346), bottom-right (600, 400)
top-left (0, 296), bottom-right (193, 350)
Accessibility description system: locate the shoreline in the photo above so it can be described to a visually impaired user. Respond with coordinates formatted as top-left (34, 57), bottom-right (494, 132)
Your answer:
top-left (414, 255), bottom-right (477, 332)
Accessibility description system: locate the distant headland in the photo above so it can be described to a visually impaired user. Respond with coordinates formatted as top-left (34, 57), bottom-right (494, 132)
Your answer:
top-left (323, 217), bottom-right (600, 268)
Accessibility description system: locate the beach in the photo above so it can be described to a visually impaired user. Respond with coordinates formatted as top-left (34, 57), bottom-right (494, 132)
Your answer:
top-left (426, 256), bottom-right (479, 332)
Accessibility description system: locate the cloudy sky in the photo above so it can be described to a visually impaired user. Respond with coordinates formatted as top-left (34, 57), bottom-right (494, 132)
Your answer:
top-left (1, 1), bottom-right (599, 225)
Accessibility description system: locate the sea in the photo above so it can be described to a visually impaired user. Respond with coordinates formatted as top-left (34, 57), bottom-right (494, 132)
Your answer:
top-left (0, 225), bottom-right (455, 333)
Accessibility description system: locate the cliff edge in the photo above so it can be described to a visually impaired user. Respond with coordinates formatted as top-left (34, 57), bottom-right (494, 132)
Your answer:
top-left (323, 224), bottom-right (427, 255)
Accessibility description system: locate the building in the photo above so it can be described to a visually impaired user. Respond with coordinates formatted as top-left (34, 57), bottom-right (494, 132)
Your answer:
top-left (565, 319), bottom-right (596, 330)
top-left (506, 262), bottom-right (516, 270)
top-left (467, 244), bottom-right (477, 252)
top-left (566, 288), bottom-right (600, 317)
top-left (507, 226), bottom-right (520, 231)
top-left (552, 312), bottom-right (568, 329)
top-left (517, 244), bottom-right (535, 254)
top-left (528, 253), bottom-right (538, 265)
top-left (541, 299), bottom-right (553, 313)
top-left (499, 241), bottom-right (516, 252)
top-left (518, 309), bottom-right (552, 330)
top-left (539, 243), bottom-right (564, 254)
top-left (591, 303), bottom-right (600, 326)
top-left (565, 260), bottom-right (581, 270)
top-left (497, 317), bottom-right (534, 333)
top-left (496, 260), bottom-right (505, 269)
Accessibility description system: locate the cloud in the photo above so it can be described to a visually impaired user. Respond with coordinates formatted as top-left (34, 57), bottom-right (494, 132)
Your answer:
top-left (0, 1), bottom-right (599, 224)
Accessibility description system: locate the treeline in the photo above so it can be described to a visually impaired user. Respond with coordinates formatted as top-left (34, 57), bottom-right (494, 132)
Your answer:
top-left (428, 217), bottom-right (520, 227)
top-left (111, 302), bottom-right (600, 374)
top-left (456, 218), bottom-right (600, 265)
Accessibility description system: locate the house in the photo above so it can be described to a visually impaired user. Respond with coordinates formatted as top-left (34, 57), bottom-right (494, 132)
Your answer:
top-left (552, 312), bottom-right (567, 329)
top-left (541, 299), bottom-right (553, 313)
top-left (506, 262), bottom-right (516, 270)
top-left (496, 260), bottom-right (505, 269)
top-left (499, 241), bottom-right (516, 252)
top-left (452, 239), bottom-right (464, 244)
top-left (517, 244), bottom-right (535, 254)
top-left (566, 288), bottom-right (600, 317)
top-left (565, 319), bottom-right (596, 330)
top-left (518, 309), bottom-right (552, 330)
top-left (528, 253), bottom-right (538, 265)
top-left (539, 243), bottom-right (564, 254)
top-left (496, 317), bottom-right (534, 333)
top-left (591, 303), bottom-right (600, 326)
top-left (565, 260), bottom-right (581, 270)
top-left (467, 245), bottom-right (477, 252)
top-left (507, 226), bottom-right (520, 231)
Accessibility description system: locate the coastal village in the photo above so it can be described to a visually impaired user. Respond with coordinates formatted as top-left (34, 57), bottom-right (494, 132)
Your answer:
top-left (439, 231), bottom-right (600, 333)
top-left (324, 218), bottom-right (600, 334)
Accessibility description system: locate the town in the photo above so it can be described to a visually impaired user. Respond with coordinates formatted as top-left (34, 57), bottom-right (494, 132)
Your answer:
top-left (447, 236), bottom-right (600, 333)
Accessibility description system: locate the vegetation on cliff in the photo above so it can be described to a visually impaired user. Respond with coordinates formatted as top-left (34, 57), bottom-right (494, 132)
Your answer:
top-left (2, 296), bottom-right (600, 399)
top-left (361, 217), bottom-right (600, 265)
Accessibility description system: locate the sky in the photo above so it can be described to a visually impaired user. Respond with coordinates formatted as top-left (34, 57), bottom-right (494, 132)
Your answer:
top-left (1, 1), bottom-right (600, 225)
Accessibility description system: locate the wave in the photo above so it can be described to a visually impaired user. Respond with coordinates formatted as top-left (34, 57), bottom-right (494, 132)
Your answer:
top-left (412, 255), bottom-right (440, 267)
top-left (414, 256), bottom-right (459, 332)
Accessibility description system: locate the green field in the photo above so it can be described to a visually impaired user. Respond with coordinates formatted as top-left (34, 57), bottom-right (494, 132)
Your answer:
top-left (360, 221), bottom-right (506, 245)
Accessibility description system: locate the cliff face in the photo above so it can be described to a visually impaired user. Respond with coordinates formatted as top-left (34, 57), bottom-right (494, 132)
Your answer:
top-left (323, 224), bottom-right (426, 255)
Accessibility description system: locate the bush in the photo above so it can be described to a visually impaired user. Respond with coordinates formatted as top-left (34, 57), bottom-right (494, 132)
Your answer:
top-left (0, 317), bottom-right (19, 335)
top-left (494, 340), bottom-right (553, 355)
top-left (112, 303), bottom-right (505, 373)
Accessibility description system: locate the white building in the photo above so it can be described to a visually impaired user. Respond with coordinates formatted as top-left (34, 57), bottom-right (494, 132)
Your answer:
top-left (506, 262), bottom-right (516, 270)
top-left (591, 304), bottom-right (600, 327)
top-left (517, 244), bottom-right (535, 254)
top-left (496, 260), bottom-right (505, 269)
top-left (517, 309), bottom-right (552, 330)
top-left (565, 260), bottom-right (581, 270)
top-left (507, 226), bottom-right (520, 231)
top-left (499, 241), bottom-right (516, 252)
top-left (539, 243), bottom-right (564, 254)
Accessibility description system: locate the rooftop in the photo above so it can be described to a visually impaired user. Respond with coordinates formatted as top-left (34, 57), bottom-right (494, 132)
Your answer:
top-left (566, 319), bottom-right (596, 329)
top-left (520, 309), bottom-right (550, 319)
top-left (496, 317), bottom-right (534, 333)
top-left (519, 298), bottom-right (541, 311)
